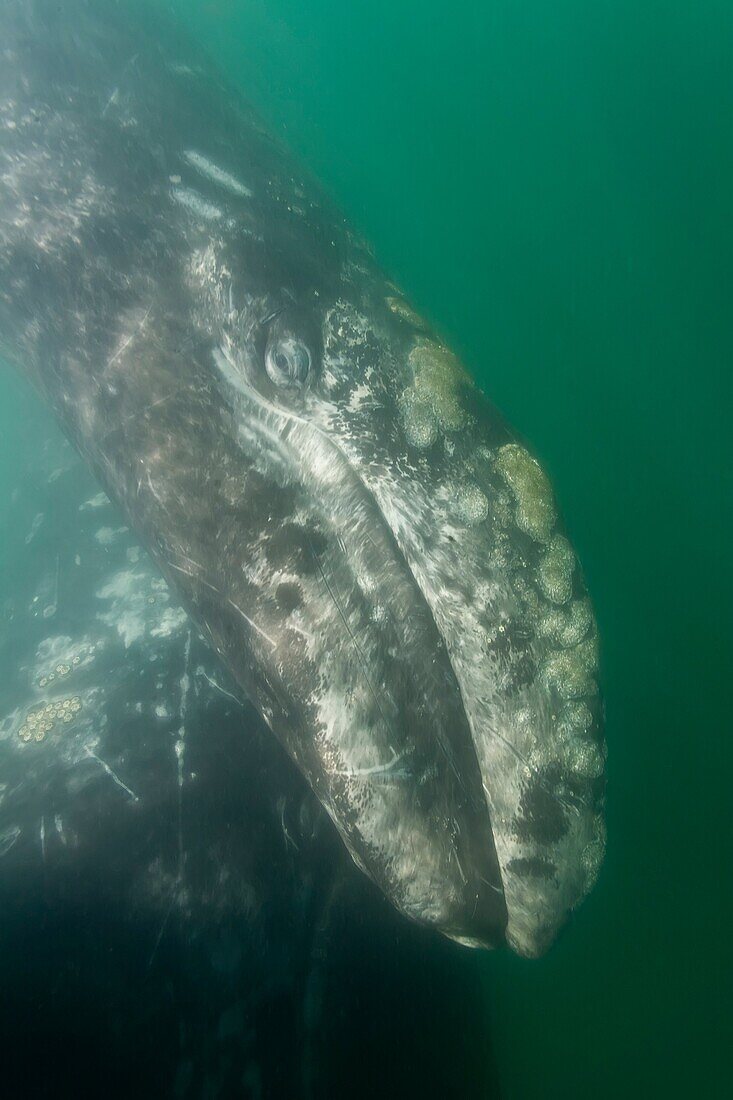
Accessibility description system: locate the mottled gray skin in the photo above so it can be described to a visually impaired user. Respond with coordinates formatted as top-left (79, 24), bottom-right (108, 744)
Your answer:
top-left (0, 0), bottom-right (605, 955)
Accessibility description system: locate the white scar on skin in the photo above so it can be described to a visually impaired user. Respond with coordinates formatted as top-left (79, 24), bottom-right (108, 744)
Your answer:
top-left (84, 747), bottom-right (139, 802)
top-left (171, 185), bottom-right (223, 221)
top-left (182, 150), bottom-right (252, 197)
top-left (168, 560), bottom-right (277, 649)
top-left (228, 598), bottom-right (277, 649)
top-left (106, 305), bottom-right (152, 369)
top-left (334, 750), bottom-right (407, 778)
top-left (198, 668), bottom-right (240, 705)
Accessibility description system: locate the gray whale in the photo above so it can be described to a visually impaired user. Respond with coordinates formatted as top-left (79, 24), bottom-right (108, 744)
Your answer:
top-left (0, 0), bottom-right (605, 956)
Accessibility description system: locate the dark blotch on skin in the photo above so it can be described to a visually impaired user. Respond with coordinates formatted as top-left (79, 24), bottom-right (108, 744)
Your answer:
top-left (275, 582), bottom-right (303, 612)
top-left (265, 523), bottom-right (327, 576)
top-left (243, 473), bottom-right (297, 527)
top-left (506, 856), bottom-right (557, 880)
top-left (514, 770), bottom-right (569, 845)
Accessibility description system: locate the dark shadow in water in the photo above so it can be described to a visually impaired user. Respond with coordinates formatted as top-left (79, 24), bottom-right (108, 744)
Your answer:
top-left (0, 423), bottom-right (501, 1099)
top-left (307, 875), bottom-right (501, 1100)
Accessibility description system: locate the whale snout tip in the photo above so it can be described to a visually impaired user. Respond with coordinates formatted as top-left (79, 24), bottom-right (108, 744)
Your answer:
top-left (446, 932), bottom-right (501, 951)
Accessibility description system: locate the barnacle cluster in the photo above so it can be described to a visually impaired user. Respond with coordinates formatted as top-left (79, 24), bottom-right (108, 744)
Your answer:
top-left (400, 338), bottom-right (472, 447)
top-left (400, 396), bottom-right (438, 449)
top-left (538, 599), bottom-right (593, 648)
top-left (494, 443), bottom-right (557, 543)
top-left (557, 701), bottom-right (594, 737)
top-left (582, 820), bottom-right (607, 891)
top-left (493, 443), bottom-right (601, 717)
top-left (455, 482), bottom-right (489, 526)
top-left (17, 696), bottom-right (82, 743)
top-left (537, 535), bottom-right (575, 605)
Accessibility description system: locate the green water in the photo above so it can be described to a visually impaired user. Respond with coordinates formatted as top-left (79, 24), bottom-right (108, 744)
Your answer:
top-left (148, 1), bottom-right (733, 1094)
top-left (2, 1), bottom-right (731, 1096)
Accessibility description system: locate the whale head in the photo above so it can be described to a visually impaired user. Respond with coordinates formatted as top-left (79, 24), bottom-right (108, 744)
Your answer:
top-left (197, 235), bottom-right (606, 957)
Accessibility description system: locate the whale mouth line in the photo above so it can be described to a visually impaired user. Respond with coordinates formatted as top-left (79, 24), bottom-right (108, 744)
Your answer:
top-left (216, 351), bottom-right (488, 782)
top-left (212, 343), bottom-right (509, 945)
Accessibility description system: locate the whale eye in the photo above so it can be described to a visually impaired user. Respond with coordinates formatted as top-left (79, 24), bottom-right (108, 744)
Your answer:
top-left (265, 337), bottom-right (311, 387)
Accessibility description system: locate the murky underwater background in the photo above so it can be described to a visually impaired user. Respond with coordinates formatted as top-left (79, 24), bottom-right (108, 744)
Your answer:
top-left (1, 1), bottom-right (731, 1097)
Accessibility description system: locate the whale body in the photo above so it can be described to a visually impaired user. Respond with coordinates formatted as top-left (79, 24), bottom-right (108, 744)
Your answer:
top-left (0, 0), bottom-right (605, 956)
